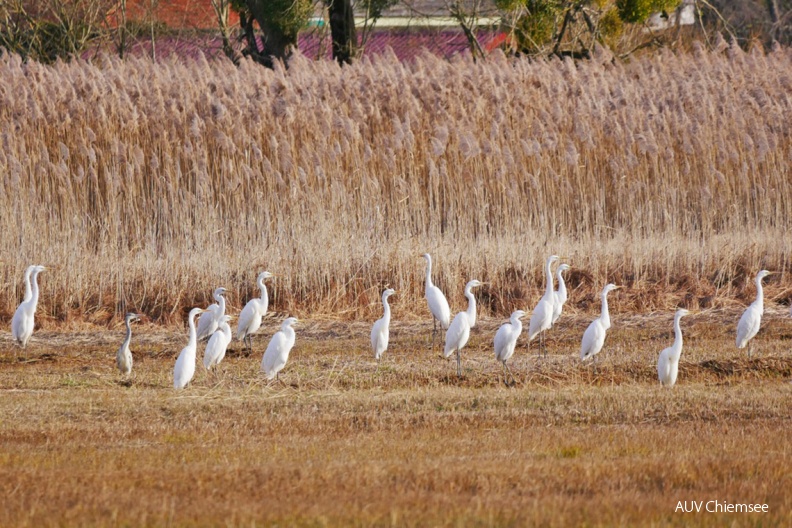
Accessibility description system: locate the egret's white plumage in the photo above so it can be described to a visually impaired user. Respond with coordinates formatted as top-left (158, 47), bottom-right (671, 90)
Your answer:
top-left (196, 287), bottom-right (227, 341)
top-left (580, 284), bottom-right (619, 362)
top-left (444, 279), bottom-right (482, 376)
top-left (371, 289), bottom-right (395, 362)
top-left (204, 315), bottom-right (232, 371)
top-left (11, 265), bottom-right (46, 348)
top-left (237, 271), bottom-right (274, 351)
top-left (261, 317), bottom-right (298, 381)
top-left (116, 313), bottom-right (140, 376)
top-left (422, 253), bottom-right (451, 349)
top-left (528, 255), bottom-right (560, 356)
top-left (552, 263), bottom-right (571, 325)
top-left (657, 309), bottom-right (691, 387)
top-left (494, 310), bottom-right (526, 385)
top-left (736, 270), bottom-right (772, 352)
top-left (173, 307), bottom-right (204, 389)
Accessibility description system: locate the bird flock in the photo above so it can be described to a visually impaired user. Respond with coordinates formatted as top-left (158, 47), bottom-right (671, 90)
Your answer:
top-left (6, 258), bottom-right (780, 389)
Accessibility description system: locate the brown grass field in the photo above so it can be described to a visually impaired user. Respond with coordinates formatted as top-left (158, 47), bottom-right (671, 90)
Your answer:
top-left (1, 308), bottom-right (791, 526)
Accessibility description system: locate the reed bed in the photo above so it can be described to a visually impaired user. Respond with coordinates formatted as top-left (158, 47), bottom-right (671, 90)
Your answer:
top-left (1, 43), bottom-right (792, 326)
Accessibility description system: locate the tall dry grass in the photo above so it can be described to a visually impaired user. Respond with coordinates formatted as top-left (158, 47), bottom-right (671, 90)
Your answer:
top-left (1, 43), bottom-right (792, 326)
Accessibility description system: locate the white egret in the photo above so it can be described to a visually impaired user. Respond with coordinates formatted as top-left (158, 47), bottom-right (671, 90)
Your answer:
top-left (371, 288), bottom-right (396, 363)
top-left (173, 307), bottom-right (204, 390)
top-left (422, 253), bottom-right (451, 350)
top-left (237, 271), bottom-right (274, 352)
top-left (494, 309), bottom-right (526, 385)
top-left (528, 255), bottom-right (561, 356)
top-left (657, 309), bottom-right (692, 387)
top-left (116, 313), bottom-right (141, 377)
top-left (11, 265), bottom-right (46, 348)
top-left (736, 270), bottom-right (773, 356)
top-left (552, 263), bottom-right (571, 325)
top-left (261, 317), bottom-right (298, 381)
top-left (196, 287), bottom-right (227, 341)
top-left (443, 279), bottom-right (483, 377)
top-left (204, 315), bottom-right (232, 371)
top-left (580, 284), bottom-right (620, 363)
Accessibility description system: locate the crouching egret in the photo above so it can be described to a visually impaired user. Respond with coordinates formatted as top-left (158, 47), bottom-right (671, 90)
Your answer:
top-left (261, 317), bottom-right (298, 381)
top-left (196, 287), bottom-right (227, 341)
top-left (494, 310), bottom-right (526, 386)
top-left (580, 284), bottom-right (619, 363)
top-left (371, 289), bottom-right (395, 363)
top-left (12, 265), bottom-right (46, 348)
top-left (174, 308), bottom-right (204, 389)
top-left (444, 279), bottom-right (482, 377)
top-left (528, 255), bottom-right (561, 356)
top-left (657, 309), bottom-right (692, 387)
top-left (204, 315), bottom-right (232, 371)
top-left (552, 263), bottom-right (571, 325)
top-left (237, 271), bottom-right (274, 352)
top-left (116, 313), bottom-right (141, 377)
top-left (422, 253), bottom-right (451, 350)
top-left (736, 270), bottom-right (773, 356)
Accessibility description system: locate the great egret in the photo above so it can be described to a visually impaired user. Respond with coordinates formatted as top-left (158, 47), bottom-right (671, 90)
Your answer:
top-left (196, 287), bottom-right (227, 341)
top-left (580, 284), bottom-right (620, 363)
top-left (11, 265), bottom-right (46, 348)
top-left (422, 253), bottom-right (451, 350)
top-left (494, 309), bottom-right (526, 385)
top-left (371, 288), bottom-right (396, 363)
top-left (444, 279), bottom-right (483, 377)
top-left (657, 309), bottom-right (692, 387)
top-left (116, 313), bottom-right (140, 377)
top-left (237, 271), bottom-right (274, 352)
top-left (204, 315), bottom-right (232, 371)
top-left (736, 270), bottom-right (773, 356)
top-left (552, 263), bottom-right (571, 325)
top-left (261, 317), bottom-right (298, 381)
top-left (528, 255), bottom-right (561, 356)
top-left (173, 307), bottom-right (204, 389)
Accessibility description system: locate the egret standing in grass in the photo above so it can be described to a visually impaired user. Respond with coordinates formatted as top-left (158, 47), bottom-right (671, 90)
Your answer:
top-left (204, 315), bottom-right (232, 372)
top-left (528, 255), bottom-right (561, 356)
top-left (261, 317), bottom-right (298, 381)
top-left (552, 263), bottom-right (571, 325)
top-left (116, 313), bottom-right (141, 377)
top-left (422, 253), bottom-right (451, 350)
top-left (237, 271), bottom-right (274, 352)
top-left (736, 270), bottom-right (773, 356)
top-left (371, 289), bottom-right (395, 363)
top-left (494, 310), bottom-right (526, 386)
top-left (173, 307), bottom-right (204, 390)
top-left (444, 279), bottom-right (483, 377)
top-left (580, 284), bottom-right (620, 363)
top-left (657, 309), bottom-right (692, 387)
top-left (196, 287), bottom-right (227, 341)
top-left (11, 265), bottom-right (46, 348)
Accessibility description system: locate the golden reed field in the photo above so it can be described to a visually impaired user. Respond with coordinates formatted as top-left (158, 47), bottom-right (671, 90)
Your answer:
top-left (1, 44), bottom-right (792, 526)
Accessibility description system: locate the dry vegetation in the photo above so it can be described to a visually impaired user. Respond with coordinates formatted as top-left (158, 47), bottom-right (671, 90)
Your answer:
top-left (1, 310), bottom-right (791, 526)
top-left (1, 45), bottom-right (792, 327)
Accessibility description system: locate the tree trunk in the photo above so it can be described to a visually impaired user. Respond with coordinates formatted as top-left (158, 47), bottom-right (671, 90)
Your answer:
top-left (327, 0), bottom-right (356, 64)
top-left (243, 0), bottom-right (301, 68)
top-left (765, 0), bottom-right (780, 40)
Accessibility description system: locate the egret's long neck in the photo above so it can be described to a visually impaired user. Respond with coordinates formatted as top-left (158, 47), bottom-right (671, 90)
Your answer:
top-left (511, 316), bottom-right (523, 335)
top-left (544, 259), bottom-right (554, 298)
top-left (465, 287), bottom-right (477, 327)
top-left (755, 275), bottom-right (765, 311)
top-left (23, 270), bottom-right (33, 302)
top-left (30, 271), bottom-right (41, 308)
top-left (123, 319), bottom-right (133, 350)
top-left (222, 323), bottom-right (232, 340)
top-left (600, 291), bottom-right (611, 329)
top-left (283, 325), bottom-right (296, 346)
top-left (671, 315), bottom-right (684, 360)
top-left (218, 294), bottom-right (226, 316)
top-left (258, 278), bottom-right (269, 313)
top-left (382, 296), bottom-right (391, 323)
top-left (557, 271), bottom-right (567, 302)
top-left (424, 258), bottom-right (433, 290)
top-left (187, 313), bottom-right (198, 349)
